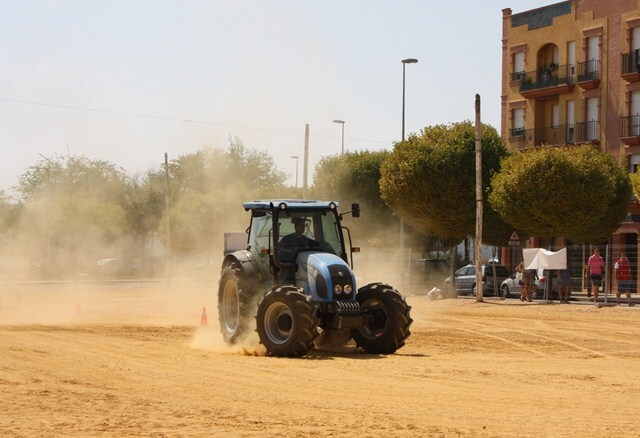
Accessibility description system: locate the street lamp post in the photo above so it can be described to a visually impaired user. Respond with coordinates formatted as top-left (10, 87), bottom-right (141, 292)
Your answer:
top-left (291, 155), bottom-right (299, 188)
top-left (332, 119), bottom-right (345, 155)
top-left (401, 58), bottom-right (418, 141)
top-left (400, 58), bottom-right (417, 278)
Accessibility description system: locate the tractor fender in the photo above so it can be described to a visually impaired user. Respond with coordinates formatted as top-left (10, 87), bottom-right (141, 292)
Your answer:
top-left (222, 250), bottom-right (261, 283)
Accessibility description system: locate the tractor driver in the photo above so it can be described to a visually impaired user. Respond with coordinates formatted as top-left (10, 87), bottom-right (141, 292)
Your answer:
top-left (278, 217), bottom-right (315, 262)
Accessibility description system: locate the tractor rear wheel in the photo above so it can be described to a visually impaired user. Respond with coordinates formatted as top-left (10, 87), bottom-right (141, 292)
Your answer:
top-left (352, 283), bottom-right (412, 354)
top-left (256, 286), bottom-right (319, 357)
top-left (218, 263), bottom-right (257, 344)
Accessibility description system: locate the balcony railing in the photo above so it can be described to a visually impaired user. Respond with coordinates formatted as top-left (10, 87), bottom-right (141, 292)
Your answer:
top-left (574, 120), bottom-right (600, 143)
top-left (509, 121), bottom-right (599, 149)
top-left (621, 51), bottom-right (640, 75)
top-left (511, 70), bottom-right (526, 82)
top-left (577, 59), bottom-right (600, 82)
top-left (621, 114), bottom-right (640, 138)
top-left (519, 64), bottom-right (575, 93)
top-left (510, 124), bottom-right (573, 149)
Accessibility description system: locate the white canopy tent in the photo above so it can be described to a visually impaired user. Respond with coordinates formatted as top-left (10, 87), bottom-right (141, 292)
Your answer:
top-left (522, 248), bottom-right (567, 301)
top-left (522, 248), bottom-right (567, 270)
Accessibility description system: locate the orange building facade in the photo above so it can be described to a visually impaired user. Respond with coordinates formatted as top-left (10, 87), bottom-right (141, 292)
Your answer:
top-left (501, 0), bottom-right (640, 254)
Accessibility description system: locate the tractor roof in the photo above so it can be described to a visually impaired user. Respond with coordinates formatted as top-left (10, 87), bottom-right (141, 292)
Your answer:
top-left (243, 200), bottom-right (339, 212)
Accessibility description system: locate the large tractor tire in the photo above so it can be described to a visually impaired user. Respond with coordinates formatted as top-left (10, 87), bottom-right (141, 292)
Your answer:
top-left (256, 286), bottom-right (319, 357)
top-left (218, 263), bottom-right (257, 344)
top-left (351, 283), bottom-right (412, 354)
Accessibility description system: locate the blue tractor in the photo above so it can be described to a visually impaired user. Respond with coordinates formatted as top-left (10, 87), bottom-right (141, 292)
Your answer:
top-left (218, 200), bottom-right (413, 357)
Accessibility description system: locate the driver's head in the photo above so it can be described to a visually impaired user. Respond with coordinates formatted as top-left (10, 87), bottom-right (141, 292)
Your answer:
top-left (292, 217), bottom-right (306, 235)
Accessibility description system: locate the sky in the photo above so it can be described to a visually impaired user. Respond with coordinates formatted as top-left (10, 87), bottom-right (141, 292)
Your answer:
top-left (0, 0), bottom-right (549, 192)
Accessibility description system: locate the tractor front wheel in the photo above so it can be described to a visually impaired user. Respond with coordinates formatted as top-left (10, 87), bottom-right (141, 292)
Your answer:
top-left (256, 286), bottom-right (319, 357)
top-left (352, 283), bottom-right (412, 354)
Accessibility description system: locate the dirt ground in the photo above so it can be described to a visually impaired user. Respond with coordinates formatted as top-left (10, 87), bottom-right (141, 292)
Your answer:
top-left (1, 282), bottom-right (639, 437)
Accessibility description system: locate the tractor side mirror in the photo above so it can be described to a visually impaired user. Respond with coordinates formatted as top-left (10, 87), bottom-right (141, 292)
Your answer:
top-left (351, 203), bottom-right (360, 218)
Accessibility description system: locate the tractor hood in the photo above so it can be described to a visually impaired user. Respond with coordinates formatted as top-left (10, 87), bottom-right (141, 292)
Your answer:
top-left (295, 252), bottom-right (356, 302)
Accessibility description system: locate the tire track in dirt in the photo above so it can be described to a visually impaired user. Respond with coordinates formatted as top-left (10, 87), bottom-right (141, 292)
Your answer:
top-left (424, 311), bottom-right (616, 359)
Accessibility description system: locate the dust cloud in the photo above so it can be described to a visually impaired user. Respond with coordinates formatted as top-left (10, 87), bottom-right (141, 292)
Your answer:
top-left (1, 162), bottom-right (447, 359)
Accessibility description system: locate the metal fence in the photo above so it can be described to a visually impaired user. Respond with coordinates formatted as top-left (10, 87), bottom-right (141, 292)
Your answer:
top-left (364, 243), bottom-right (640, 299)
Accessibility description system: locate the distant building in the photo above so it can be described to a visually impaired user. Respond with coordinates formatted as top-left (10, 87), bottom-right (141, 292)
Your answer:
top-left (501, 0), bottom-right (640, 252)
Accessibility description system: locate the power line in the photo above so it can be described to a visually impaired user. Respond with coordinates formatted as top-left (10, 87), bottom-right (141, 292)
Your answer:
top-left (0, 97), bottom-right (393, 146)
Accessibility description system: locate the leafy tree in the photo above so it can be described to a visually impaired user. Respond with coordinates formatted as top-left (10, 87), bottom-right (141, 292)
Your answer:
top-left (380, 121), bottom-right (513, 246)
top-left (311, 150), bottom-right (400, 246)
top-left (0, 191), bottom-right (22, 248)
top-left (489, 145), bottom-right (632, 243)
top-left (15, 155), bottom-right (128, 272)
top-left (163, 139), bottom-right (288, 254)
top-left (629, 169), bottom-right (640, 201)
top-left (122, 173), bottom-right (165, 240)
top-left (121, 173), bottom-right (165, 274)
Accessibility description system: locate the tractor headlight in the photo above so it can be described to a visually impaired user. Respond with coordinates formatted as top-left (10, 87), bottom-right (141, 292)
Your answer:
top-left (316, 274), bottom-right (328, 299)
top-left (334, 284), bottom-right (343, 294)
top-left (344, 284), bottom-right (353, 294)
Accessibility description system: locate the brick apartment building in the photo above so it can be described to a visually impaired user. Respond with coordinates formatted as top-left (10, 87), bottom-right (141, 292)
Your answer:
top-left (501, 0), bottom-right (640, 271)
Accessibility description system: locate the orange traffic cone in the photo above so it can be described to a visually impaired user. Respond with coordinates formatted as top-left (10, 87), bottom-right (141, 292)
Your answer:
top-left (200, 306), bottom-right (208, 327)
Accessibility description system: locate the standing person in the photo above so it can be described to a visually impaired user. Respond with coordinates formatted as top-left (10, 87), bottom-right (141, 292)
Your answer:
top-left (516, 261), bottom-right (535, 302)
top-left (587, 248), bottom-right (605, 307)
top-left (556, 268), bottom-right (572, 303)
top-left (614, 253), bottom-right (635, 307)
top-left (515, 262), bottom-right (526, 301)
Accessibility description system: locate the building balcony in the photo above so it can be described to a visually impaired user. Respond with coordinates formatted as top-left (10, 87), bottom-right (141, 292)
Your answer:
top-left (574, 121), bottom-right (600, 143)
top-left (576, 60), bottom-right (600, 90)
top-left (509, 121), bottom-right (600, 150)
top-left (511, 71), bottom-right (526, 82)
top-left (519, 64), bottom-right (575, 98)
top-left (621, 51), bottom-right (640, 82)
top-left (620, 115), bottom-right (640, 146)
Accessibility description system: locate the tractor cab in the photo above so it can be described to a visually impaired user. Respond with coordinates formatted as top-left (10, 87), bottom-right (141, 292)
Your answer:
top-left (244, 200), bottom-right (355, 286)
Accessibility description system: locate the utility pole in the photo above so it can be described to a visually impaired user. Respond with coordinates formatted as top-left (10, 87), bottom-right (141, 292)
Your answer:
top-left (164, 152), bottom-right (171, 286)
top-left (303, 123), bottom-right (309, 199)
top-left (474, 95), bottom-right (483, 302)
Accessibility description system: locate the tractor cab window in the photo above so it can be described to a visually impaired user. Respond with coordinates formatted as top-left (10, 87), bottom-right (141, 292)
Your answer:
top-left (277, 214), bottom-right (315, 262)
top-left (249, 212), bottom-right (272, 254)
top-left (315, 211), bottom-right (344, 259)
top-left (276, 211), bottom-right (344, 261)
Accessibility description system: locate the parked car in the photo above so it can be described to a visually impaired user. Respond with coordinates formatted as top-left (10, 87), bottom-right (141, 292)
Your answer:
top-left (31, 259), bottom-right (69, 279)
top-left (443, 264), bottom-right (511, 296)
top-left (500, 269), bottom-right (562, 300)
top-left (95, 258), bottom-right (139, 277)
top-left (501, 269), bottom-right (545, 299)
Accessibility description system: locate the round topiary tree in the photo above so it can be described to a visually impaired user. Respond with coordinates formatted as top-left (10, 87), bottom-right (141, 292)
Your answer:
top-left (489, 145), bottom-right (632, 243)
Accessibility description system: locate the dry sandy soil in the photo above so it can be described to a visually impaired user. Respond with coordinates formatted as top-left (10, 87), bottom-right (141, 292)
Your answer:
top-left (1, 281), bottom-right (639, 437)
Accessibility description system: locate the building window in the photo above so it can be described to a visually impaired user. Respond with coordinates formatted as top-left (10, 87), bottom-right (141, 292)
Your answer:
top-left (511, 108), bottom-right (524, 136)
top-left (551, 104), bottom-right (560, 128)
top-left (567, 100), bottom-right (575, 143)
top-left (586, 97), bottom-right (600, 141)
top-left (512, 52), bottom-right (525, 81)
top-left (629, 91), bottom-right (640, 136)
top-left (630, 154), bottom-right (640, 173)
